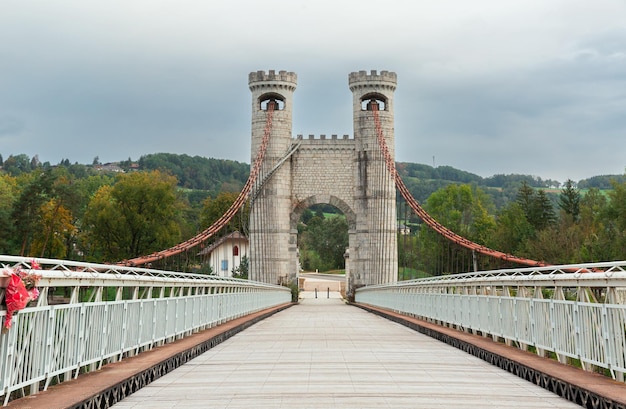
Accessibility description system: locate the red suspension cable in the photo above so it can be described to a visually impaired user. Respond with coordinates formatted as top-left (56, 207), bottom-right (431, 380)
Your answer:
top-left (120, 103), bottom-right (275, 266)
top-left (122, 101), bottom-right (546, 269)
top-left (370, 104), bottom-right (547, 268)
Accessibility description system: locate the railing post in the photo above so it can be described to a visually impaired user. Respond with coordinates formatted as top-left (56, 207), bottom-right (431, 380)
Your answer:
top-left (43, 307), bottom-right (56, 390)
top-left (0, 255), bottom-right (292, 405)
top-left (2, 324), bottom-right (19, 406)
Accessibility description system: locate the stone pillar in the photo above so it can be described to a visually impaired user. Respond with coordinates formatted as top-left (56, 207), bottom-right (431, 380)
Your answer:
top-left (248, 70), bottom-right (297, 285)
top-left (349, 70), bottom-right (398, 288)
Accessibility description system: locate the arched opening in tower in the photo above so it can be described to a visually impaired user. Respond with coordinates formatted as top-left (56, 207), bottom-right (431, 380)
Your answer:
top-left (296, 203), bottom-right (348, 297)
top-left (297, 203), bottom-right (348, 273)
top-left (360, 93), bottom-right (387, 111)
top-left (259, 93), bottom-right (285, 111)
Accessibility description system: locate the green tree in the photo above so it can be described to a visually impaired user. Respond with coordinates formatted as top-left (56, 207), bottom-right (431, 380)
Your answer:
top-left (298, 212), bottom-right (348, 271)
top-left (30, 154), bottom-right (41, 169)
top-left (82, 170), bottom-right (182, 261)
top-left (488, 203), bottom-right (535, 255)
top-left (516, 181), bottom-right (536, 220)
top-left (558, 179), bottom-right (581, 222)
top-left (10, 170), bottom-right (56, 255)
top-left (138, 153), bottom-right (248, 192)
top-left (577, 188), bottom-right (610, 261)
top-left (603, 179), bottom-right (626, 259)
top-left (80, 185), bottom-right (121, 260)
top-left (0, 174), bottom-right (17, 253)
top-left (301, 208), bottom-right (314, 225)
top-left (232, 255), bottom-right (249, 279)
top-left (424, 184), bottom-right (495, 244)
top-left (199, 191), bottom-right (248, 233)
top-left (522, 214), bottom-right (587, 264)
top-left (3, 154), bottom-right (32, 176)
top-left (533, 190), bottom-right (557, 230)
top-left (30, 198), bottom-right (76, 258)
top-left (515, 182), bottom-right (556, 231)
top-left (418, 184), bottom-right (496, 274)
top-left (397, 234), bottom-right (424, 280)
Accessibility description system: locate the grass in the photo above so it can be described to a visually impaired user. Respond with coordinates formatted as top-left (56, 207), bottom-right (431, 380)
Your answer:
top-left (398, 267), bottom-right (433, 281)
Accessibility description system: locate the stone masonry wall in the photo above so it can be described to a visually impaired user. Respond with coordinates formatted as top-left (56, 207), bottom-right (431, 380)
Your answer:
top-left (248, 70), bottom-right (398, 295)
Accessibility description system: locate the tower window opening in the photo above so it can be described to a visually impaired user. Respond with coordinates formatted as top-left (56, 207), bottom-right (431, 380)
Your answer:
top-left (362, 98), bottom-right (386, 111)
top-left (260, 94), bottom-right (285, 111)
top-left (360, 93), bottom-right (387, 111)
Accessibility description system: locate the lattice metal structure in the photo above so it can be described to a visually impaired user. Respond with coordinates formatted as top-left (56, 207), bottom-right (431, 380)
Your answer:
top-left (356, 260), bottom-right (626, 383)
top-left (0, 256), bottom-right (290, 404)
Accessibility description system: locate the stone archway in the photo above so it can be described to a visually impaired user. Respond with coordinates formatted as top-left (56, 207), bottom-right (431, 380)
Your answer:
top-left (290, 195), bottom-right (356, 293)
top-left (290, 194), bottom-right (357, 231)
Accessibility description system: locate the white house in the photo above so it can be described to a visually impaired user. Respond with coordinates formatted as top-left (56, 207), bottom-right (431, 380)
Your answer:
top-left (198, 231), bottom-right (249, 277)
top-left (397, 223), bottom-right (411, 235)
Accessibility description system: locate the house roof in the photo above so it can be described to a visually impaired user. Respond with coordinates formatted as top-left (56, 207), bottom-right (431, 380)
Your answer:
top-left (197, 231), bottom-right (248, 256)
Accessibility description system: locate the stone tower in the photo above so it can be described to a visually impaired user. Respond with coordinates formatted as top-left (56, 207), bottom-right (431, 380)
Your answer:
top-left (248, 70), bottom-right (398, 294)
top-left (349, 70), bottom-right (398, 289)
top-left (248, 70), bottom-right (297, 284)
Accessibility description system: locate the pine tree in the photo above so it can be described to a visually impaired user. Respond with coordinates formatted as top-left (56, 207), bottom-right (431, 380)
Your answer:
top-left (558, 179), bottom-right (580, 222)
top-left (533, 189), bottom-right (557, 230)
top-left (516, 181), bottom-right (536, 221)
top-left (515, 182), bottom-right (556, 231)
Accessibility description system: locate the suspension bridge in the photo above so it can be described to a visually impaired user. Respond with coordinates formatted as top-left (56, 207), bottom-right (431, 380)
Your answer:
top-left (1, 70), bottom-right (626, 408)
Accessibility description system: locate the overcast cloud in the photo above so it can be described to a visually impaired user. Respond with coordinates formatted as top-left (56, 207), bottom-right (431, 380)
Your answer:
top-left (1, 0), bottom-right (625, 183)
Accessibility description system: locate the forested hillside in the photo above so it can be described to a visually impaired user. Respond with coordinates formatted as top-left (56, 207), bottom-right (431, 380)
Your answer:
top-left (578, 174), bottom-right (626, 189)
top-left (396, 162), bottom-right (563, 209)
top-left (1, 152), bottom-right (624, 268)
top-left (395, 162), bottom-right (625, 209)
top-left (2, 152), bottom-right (620, 206)
top-left (138, 153), bottom-right (249, 194)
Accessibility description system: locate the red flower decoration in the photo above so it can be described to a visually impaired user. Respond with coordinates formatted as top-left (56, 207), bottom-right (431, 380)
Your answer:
top-left (3, 274), bottom-right (30, 329)
top-left (2, 261), bottom-right (41, 330)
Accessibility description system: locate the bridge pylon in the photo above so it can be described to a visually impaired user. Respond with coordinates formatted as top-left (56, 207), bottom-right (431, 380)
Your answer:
top-left (349, 70), bottom-right (398, 291)
top-left (248, 70), bottom-right (398, 296)
top-left (248, 70), bottom-right (298, 285)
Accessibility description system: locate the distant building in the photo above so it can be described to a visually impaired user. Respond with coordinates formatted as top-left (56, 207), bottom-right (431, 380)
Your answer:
top-left (198, 231), bottom-right (249, 277)
top-left (398, 223), bottom-right (410, 235)
top-left (94, 163), bottom-right (124, 173)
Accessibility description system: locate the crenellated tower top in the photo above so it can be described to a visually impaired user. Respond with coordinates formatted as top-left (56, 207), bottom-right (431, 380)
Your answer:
top-left (249, 70), bottom-right (297, 92)
top-left (348, 70), bottom-right (397, 92)
top-left (248, 69), bottom-right (398, 291)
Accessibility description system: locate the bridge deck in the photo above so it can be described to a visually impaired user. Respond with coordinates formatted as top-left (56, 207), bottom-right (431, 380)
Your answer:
top-left (111, 293), bottom-right (577, 408)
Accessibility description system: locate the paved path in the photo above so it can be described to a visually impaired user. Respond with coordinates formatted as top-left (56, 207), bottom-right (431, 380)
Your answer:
top-left (112, 295), bottom-right (579, 408)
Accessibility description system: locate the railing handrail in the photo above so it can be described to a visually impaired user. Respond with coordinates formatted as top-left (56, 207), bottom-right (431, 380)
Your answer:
top-left (0, 256), bottom-right (291, 405)
top-left (0, 255), bottom-right (287, 289)
top-left (355, 260), bottom-right (626, 384)
top-left (358, 260), bottom-right (626, 291)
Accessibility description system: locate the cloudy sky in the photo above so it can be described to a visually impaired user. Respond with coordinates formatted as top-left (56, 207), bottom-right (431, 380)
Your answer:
top-left (1, 0), bottom-right (625, 183)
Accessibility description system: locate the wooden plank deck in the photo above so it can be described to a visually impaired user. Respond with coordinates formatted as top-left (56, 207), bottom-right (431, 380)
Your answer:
top-left (109, 294), bottom-right (581, 408)
top-left (11, 292), bottom-right (626, 408)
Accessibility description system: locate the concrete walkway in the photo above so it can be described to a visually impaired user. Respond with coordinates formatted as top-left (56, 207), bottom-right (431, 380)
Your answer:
top-left (111, 294), bottom-right (578, 408)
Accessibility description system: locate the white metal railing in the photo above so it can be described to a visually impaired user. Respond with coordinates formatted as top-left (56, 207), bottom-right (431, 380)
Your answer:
top-left (356, 261), bottom-right (626, 382)
top-left (0, 256), bottom-right (291, 405)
